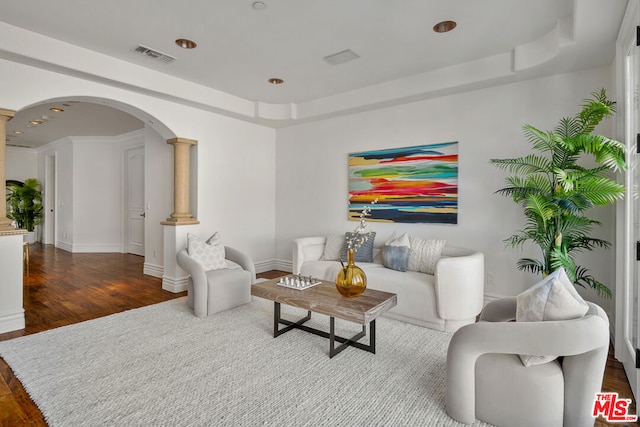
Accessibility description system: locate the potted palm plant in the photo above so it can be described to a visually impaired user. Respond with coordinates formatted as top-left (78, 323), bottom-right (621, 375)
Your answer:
top-left (491, 89), bottom-right (626, 297)
top-left (6, 178), bottom-right (43, 241)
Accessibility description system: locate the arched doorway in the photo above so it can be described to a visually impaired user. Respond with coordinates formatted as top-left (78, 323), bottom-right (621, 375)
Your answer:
top-left (5, 96), bottom-right (177, 278)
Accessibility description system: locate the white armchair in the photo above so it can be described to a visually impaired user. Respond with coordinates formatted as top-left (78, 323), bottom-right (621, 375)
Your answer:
top-left (176, 246), bottom-right (256, 317)
top-left (446, 297), bottom-right (609, 427)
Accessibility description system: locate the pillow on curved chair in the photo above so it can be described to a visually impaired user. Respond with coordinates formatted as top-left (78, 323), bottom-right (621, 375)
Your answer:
top-left (516, 267), bottom-right (589, 366)
top-left (187, 232), bottom-right (227, 271)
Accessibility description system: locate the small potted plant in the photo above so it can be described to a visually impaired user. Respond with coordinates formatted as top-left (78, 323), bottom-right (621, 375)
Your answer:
top-left (6, 178), bottom-right (43, 242)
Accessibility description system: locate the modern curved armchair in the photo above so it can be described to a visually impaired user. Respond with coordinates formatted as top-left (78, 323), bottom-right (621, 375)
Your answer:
top-left (176, 246), bottom-right (256, 317)
top-left (446, 297), bottom-right (609, 427)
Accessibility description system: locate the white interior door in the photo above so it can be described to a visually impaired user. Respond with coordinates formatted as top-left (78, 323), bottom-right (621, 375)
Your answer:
top-left (618, 15), bottom-right (640, 401)
top-left (631, 34), bottom-right (640, 401)
top-left (126, 147), bottom-right (145, 257)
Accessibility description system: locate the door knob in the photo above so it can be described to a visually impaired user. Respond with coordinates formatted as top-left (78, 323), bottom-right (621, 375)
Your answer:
top-left (140, 212), bottom-right (146, 217)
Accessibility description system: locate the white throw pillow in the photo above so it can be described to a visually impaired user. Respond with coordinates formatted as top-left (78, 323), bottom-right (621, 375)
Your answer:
top-left (386, 232), bottom-right (410, 247)
top-left (516, 268), bottom-right (589, 367)
top-left (187, 233), bottom-right (227, 271)
top-left (407, 235), bottom-right (445, 275)
top-left (321, 235), bottom-right (344, 261)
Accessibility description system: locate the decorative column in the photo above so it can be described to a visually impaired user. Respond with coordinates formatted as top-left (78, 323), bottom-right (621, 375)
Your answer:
top-left (0, 109), bottom-right (16, 231)
top-left (162, 137), bottom-right (199, 226)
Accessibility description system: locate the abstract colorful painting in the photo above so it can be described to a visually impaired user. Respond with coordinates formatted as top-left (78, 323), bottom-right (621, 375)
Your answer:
top-left (348, 142), bottom-right (458, 224)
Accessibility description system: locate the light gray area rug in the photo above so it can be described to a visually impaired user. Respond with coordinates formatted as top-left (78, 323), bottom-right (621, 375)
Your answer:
top-left (0, 297), bottom-right (492, 427)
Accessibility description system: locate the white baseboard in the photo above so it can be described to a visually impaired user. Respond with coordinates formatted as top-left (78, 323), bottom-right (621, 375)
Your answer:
top-left (163, 275), bottom-right (189, 293)
top-left (144, 263), bottom-right (163, 278)
top-left (272, 259), bottom-right (293, 273)
top-left (54, 241), bottom-right (123, 253)
top-left (254, 260), bottom-right (272, 274)
top-left (0, 310), bottom-right (25, 334)
top-left (254, 259), bottom-right (292, 273)
top-left (56, 240), bottom-right (73, 252)
top-left (71, 244), bottom-right (122, 253)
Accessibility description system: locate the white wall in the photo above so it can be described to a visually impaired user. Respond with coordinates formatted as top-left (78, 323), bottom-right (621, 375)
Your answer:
top-left (72, 137), bottom-right (123, 252)
top-left (193, 111), bottom-right (277, 268)
top-left (275, 66), bottom-right (617, 315)
top-left (6, 147), bottom-right (37, 182)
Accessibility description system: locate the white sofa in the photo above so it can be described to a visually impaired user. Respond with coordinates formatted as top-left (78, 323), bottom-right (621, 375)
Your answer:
top-left (293, 237), bottom-right (485, 332)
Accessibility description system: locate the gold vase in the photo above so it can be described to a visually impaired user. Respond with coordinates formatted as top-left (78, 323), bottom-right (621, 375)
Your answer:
top-left (336, 249), bottom-right (367, 297)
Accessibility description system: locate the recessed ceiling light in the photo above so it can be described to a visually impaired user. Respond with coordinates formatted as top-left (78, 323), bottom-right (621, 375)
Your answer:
top-left (433, 20), bottom-right (457, 33)
top-left (13, 131), bottom-right (23, 135)
top-left (268, 78), bottom-right (284, 85)
top-left (50, 107), bottom-right (64, 113)
top-left (252, 1), bottom-right (266, 10)
top-left (29, 120), bottom-right (43, 125)
top-left (175, 38), bottom-right (197, 49)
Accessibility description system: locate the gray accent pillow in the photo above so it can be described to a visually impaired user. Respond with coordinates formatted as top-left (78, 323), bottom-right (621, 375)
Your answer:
top-left (382, 245), bottom-right (409, 272)
top-left (340, 232), bottom-right (376, 263)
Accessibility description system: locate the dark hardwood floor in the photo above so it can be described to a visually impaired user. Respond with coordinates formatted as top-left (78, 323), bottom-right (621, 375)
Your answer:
top-left (0, 244), bottom-right (636, 426)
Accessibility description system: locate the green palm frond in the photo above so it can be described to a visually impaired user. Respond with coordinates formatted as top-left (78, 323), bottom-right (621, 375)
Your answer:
top-left (523, 124), bottom-right (555, 152)
top-left (495, 175), bottom-right (553, 203)
top-left (495, 180), bottom-right (541, 203)
top-left (553, 193), bottom-right (592, 213)
top-left (565, 237), bottom-right (610, 252)
top-left (549, 247), bottom-right (577, 276)
top-left (576, 176), bottom-right (625, 205)
top-left (523, 194), bottom-right (554, 224)
top-left (555, 117), bottom-right (582, 139)
top-left (577, 89), bottom-right (616, 135)
top-left (490, 154), bottom-right (552, 175)
top-left (555, 213), bottom-right (598, 232)
top-left (551, 143), bottom-right (578, 170)
top-left (572, 134), bottom-right (626, 172)
top-left (525, 174), bottom-right (553, 194)
top-left (516, 258), bottom-right (545, 275)
top-left (574, 266), bottom-right (612, 298)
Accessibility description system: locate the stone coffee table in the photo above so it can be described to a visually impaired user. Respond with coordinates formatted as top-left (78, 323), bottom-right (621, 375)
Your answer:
top-left (251, 276), bottom-right (397, 358)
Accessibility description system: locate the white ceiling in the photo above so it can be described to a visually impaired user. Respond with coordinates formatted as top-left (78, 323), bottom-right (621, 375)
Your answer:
top-left (6, 102), bottom-right (144, 149)
top-left (0, 0), bottom-right (629, 147)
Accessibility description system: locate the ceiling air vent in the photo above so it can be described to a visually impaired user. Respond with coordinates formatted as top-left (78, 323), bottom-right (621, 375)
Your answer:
top-left (323, 49), bottom-right (360, 66)
top-left (133, 44), bottom-right (176, 63)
